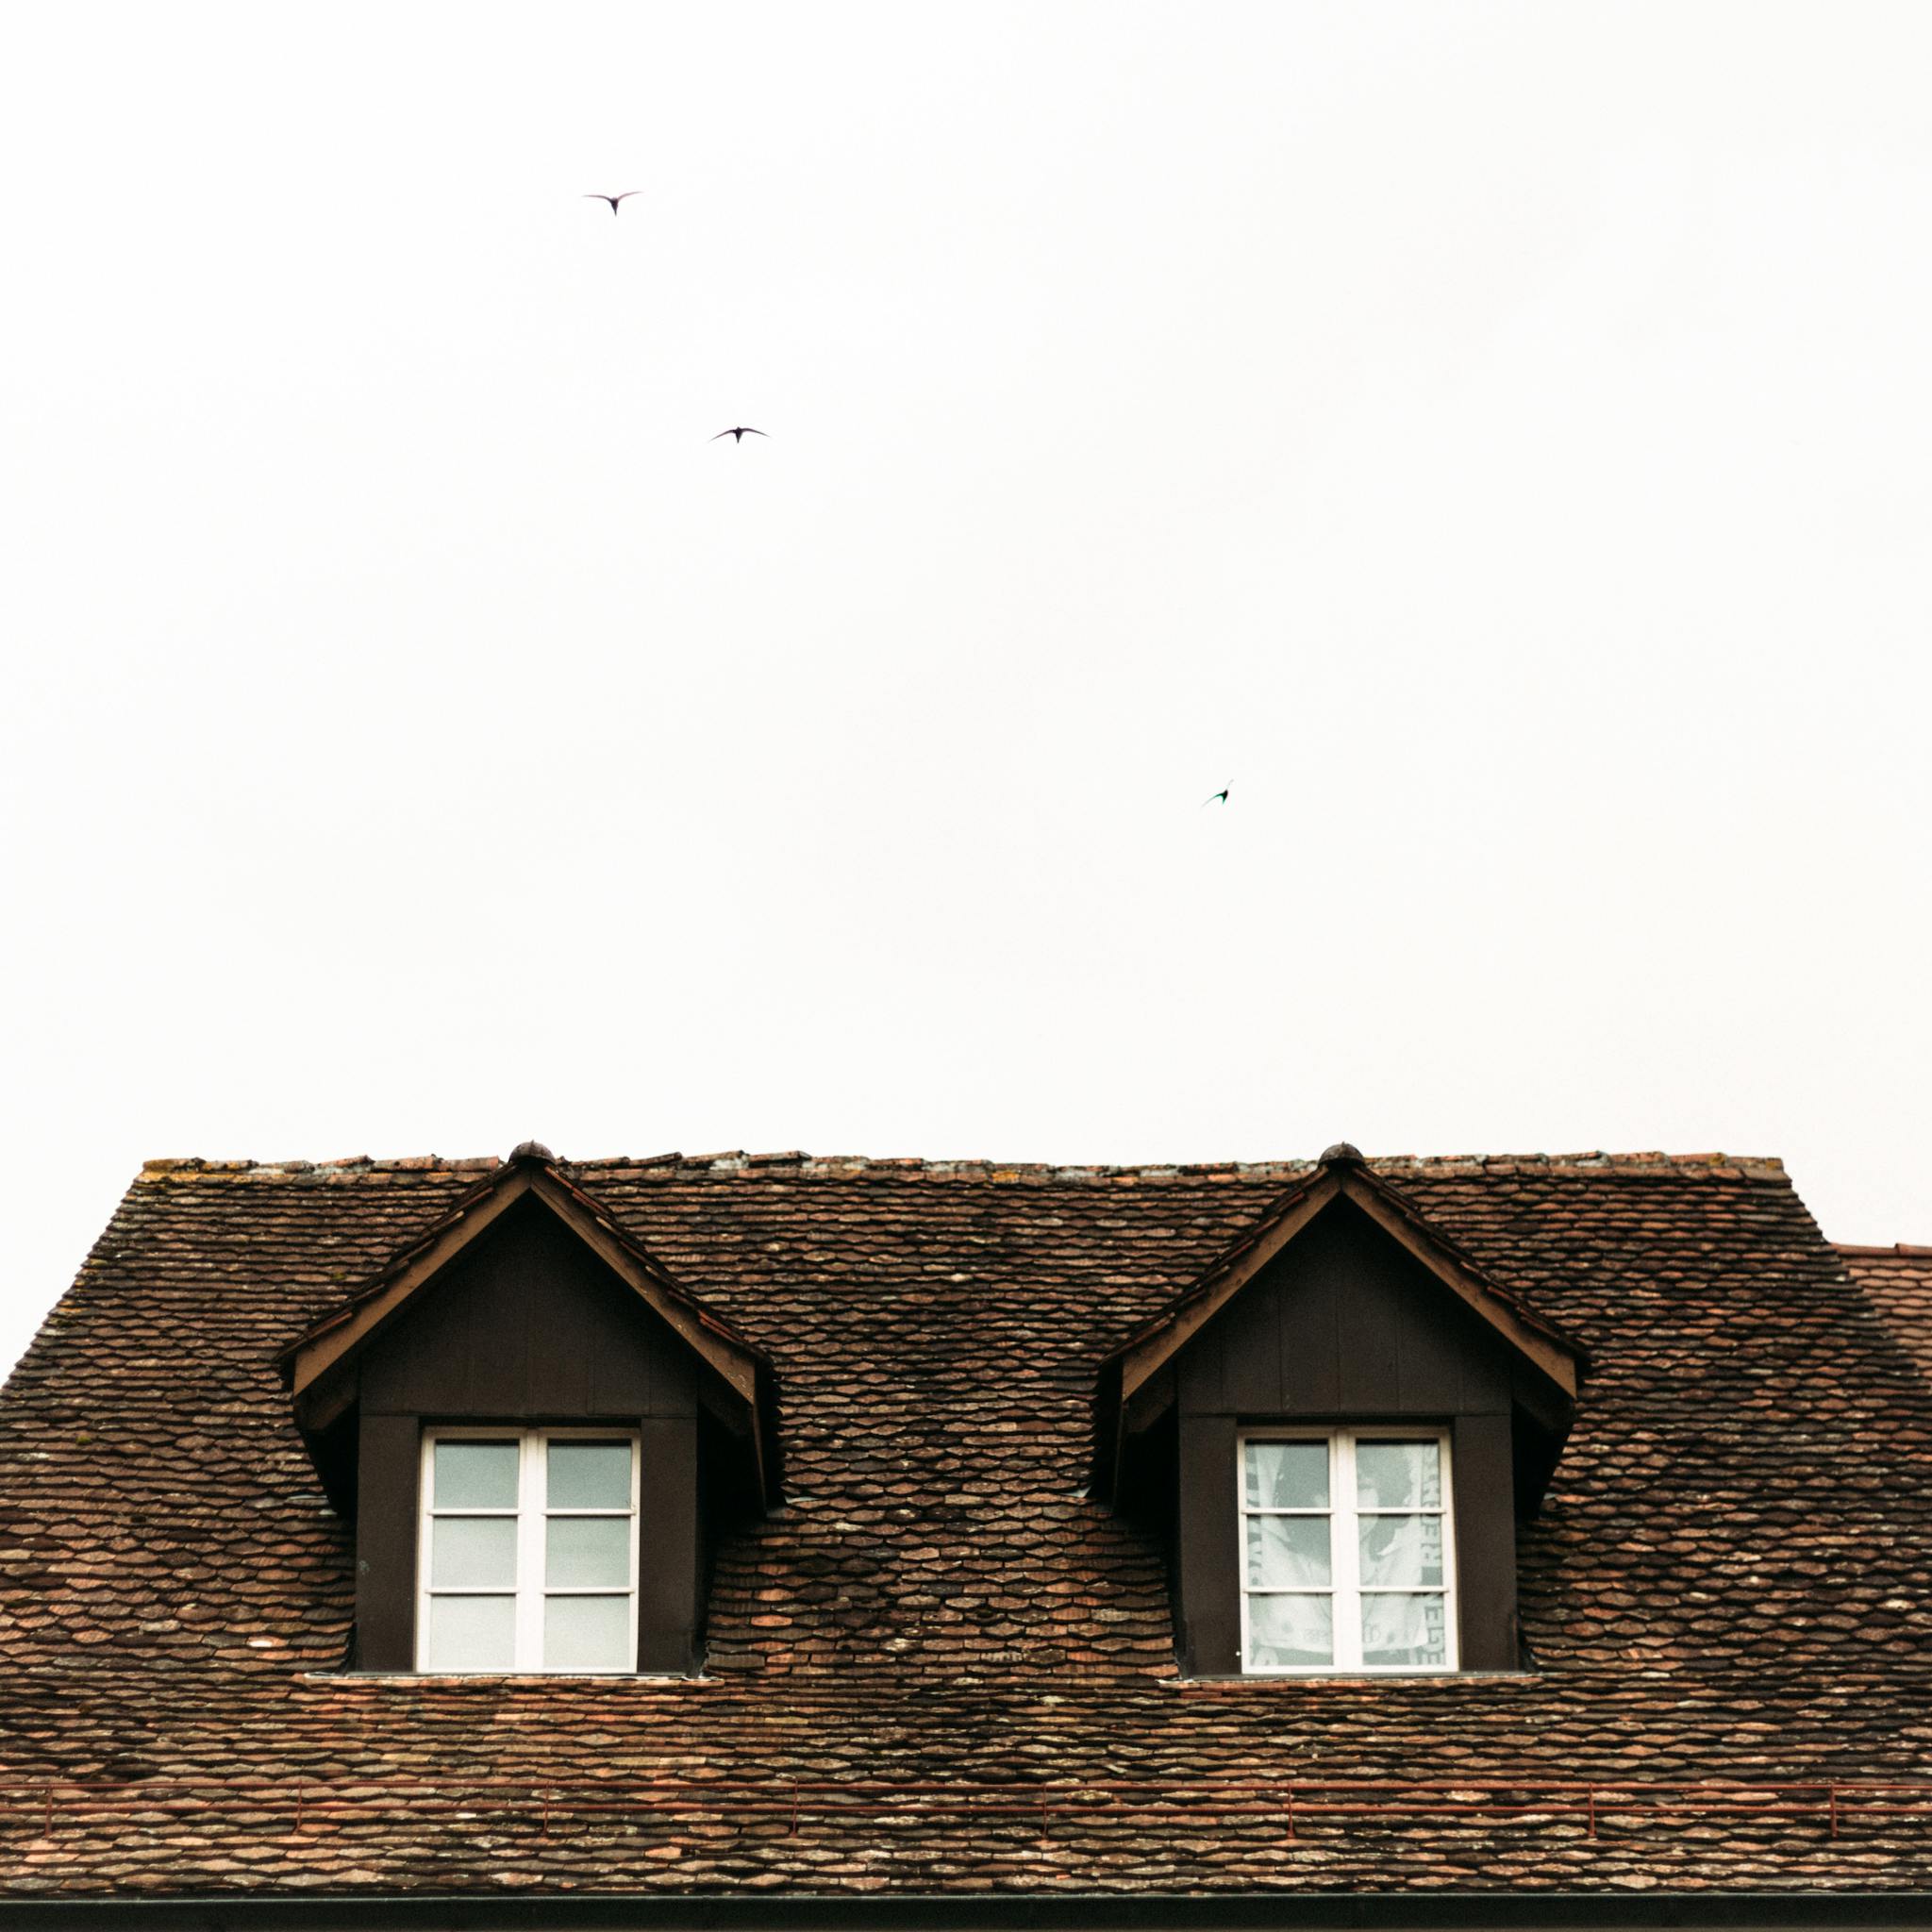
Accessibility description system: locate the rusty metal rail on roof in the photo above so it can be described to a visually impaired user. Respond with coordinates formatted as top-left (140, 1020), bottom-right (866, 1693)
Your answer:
top-left (8, 1778), bottom-right (1932, 1841)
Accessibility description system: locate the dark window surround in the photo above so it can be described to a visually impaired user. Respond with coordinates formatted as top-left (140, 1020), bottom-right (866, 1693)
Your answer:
top-left (358, 1405), bottom-right (703, 1675)
top-left (1176, 1406), bottom-right (1517, 1675)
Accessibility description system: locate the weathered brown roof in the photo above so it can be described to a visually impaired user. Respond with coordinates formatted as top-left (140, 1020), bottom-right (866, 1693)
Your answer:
top-left (4, 1147), bottom-right (1932, 1902)
top-left (1841, 1243), bottom-right (1932, 1385)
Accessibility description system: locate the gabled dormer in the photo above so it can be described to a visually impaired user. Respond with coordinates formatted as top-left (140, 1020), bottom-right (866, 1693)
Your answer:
top-left (278, 1142), bottom-right (777, 1675)
top-left (1095, 1143), bottom-right (1587, 1677)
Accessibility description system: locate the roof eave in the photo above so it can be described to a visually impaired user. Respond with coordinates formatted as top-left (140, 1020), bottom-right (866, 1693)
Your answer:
top-left (11, 1890), bottom-right (1932, 1932)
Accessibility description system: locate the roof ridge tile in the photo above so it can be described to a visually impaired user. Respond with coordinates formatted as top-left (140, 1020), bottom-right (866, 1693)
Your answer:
top-left (128, 1147), bottom-right (1791, 1185)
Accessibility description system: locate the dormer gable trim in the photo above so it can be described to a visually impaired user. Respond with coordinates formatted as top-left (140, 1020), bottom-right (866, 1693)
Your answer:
top-left (277, 1145), bottom-right (774, 1505)
top-left (1095, 1147), bottom-right (1591, 1511)
top-left (1110, 1150), bottom-right (1588, 1412)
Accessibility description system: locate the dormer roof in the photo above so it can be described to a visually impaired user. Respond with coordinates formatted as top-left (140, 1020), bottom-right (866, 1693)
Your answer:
top-left (1094, 1142), bottom-right (1591, 1505)
top-left (278, 1141), bottom-right (777, 1504)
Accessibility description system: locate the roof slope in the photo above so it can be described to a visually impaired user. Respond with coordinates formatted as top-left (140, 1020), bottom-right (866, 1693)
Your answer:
top-left (3, 1149), bottom-right (1932, 1900)
top-left (1842, 1242), bottom-right (1932, 1384)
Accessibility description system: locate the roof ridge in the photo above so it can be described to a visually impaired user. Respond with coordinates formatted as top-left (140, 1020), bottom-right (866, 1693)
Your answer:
top-left (131, 1148), bottom-right (1791, 1183)
top-left (139, 1155), bottom-right (502, 1178)
top-left (1839, 1241), bottom-right (1932, 1257)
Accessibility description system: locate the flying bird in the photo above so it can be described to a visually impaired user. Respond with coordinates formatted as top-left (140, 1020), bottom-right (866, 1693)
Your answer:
top-left (1202, 789), bottom-right (1229, 806)
top-left (712, 427), bottom-right (769, 442)
top-left (584, 192), bottom-right (640, 214)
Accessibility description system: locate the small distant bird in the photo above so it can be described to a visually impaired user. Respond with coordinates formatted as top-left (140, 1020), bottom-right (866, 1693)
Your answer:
top-left (584, 192), bottom-right (640, 215)
top-left (1202, 788), bottom-right (1229, 806)
top-left (712, 427), bottom-right (768, 442)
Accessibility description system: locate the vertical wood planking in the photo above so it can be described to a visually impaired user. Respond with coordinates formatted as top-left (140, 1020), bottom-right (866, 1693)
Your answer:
top-left (1215, 1283), bottom-right (1283, 1411)
top-left (1332, 1221), bottom-right (1403, 1412)
top-left (1452, 1411), bottom-right (1517, 1670)
top-left (522, 1219), bottom-right (592, 1414)
top-left (1176, 1340), bottom-right (1221, 1417)
top-left (1394, 1287), bottom-right (1467, 1412)
top-left (364, 1200), bottom-right (671, 1421)
top-left (1272, 1245), bottom-right (1341, 1413)
top-left (355, 1411), bottom-right (421, 1671)
top-left (636, 1415), bottom-right (699, 1673)
top-left (1177, 1413), bottom-right (1241, 1675)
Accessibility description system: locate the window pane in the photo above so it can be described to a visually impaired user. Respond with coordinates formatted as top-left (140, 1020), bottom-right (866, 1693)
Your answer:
top-left (1243, 1441), bottom-right (1327, 1511)
top-left (546, 1441), bottom-right (632, 1510)
top-left (1357, 1513), bottom-right (1443, 1588)
top-left (433, 1440), bottom-right (519, 1510)
top-left (1361, 1592), bottom-right (1449, 1667)
top-left (431, 1516), bottom-right (518, 1589)
top-left (425, 1594), bottom-right (515, 1671)
top-left (1245, 1514), bottom-right (1330, 1589)
top-left (544, 1594), bottom-right (630, 1671)
top-left (1246, 1594), bottom-right (1332, 1668)
top-left (1356, 1441), bottom-right (1441, 1511)
top-left (546, 1516), bottom-right (630, 1590)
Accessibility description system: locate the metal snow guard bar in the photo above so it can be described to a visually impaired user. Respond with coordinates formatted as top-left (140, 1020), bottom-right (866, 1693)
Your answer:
top-left (7, 1778), bottom-right (1932, 1841)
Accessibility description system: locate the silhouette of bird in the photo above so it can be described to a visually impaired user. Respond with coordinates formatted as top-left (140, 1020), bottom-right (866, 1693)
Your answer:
top-left (584, 192), bottom-right (640, 215)
top-left (712, 427), bottom-right (769, 442)
top-left (1202, 789), bottom-right (1229, 806)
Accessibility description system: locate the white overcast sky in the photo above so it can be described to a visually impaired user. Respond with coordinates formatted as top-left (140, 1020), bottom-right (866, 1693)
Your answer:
top-left (2, 2), bottom-right (1928, 1374)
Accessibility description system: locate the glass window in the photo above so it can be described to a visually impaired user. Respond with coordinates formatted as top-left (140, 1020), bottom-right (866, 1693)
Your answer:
top-left (1238, 1429), bottom-right (1455, 1674)
top-left (418, 1429), bottom-right (639, 1674)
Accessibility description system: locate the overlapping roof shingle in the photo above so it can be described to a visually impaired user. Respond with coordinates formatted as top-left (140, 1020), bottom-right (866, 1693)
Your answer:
top-left (4, 1148), bottom-right (1932, 1901)
top-left (1842, 1244), bottom-right (1932, 1385)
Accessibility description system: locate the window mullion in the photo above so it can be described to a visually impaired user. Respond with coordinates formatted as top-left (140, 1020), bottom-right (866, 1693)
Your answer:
top-left (627, 1436), bottom-right (641, 1671)
top-left (1336, 1432), bottom-right (1360, 1670)
top-left (414, 1431), bottom-right (434, 1671)
top-left (515, 1434), bottom-right (544, 1672)
top-left (1236, 1438), bottom-right (1251, 1671)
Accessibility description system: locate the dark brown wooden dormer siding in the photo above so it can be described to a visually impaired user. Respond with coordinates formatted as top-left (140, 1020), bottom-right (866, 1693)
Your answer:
top-left (1174, 1197), bottom-right (1523, 1676)
top-left (353, 1193), bottom-right (702, 1674)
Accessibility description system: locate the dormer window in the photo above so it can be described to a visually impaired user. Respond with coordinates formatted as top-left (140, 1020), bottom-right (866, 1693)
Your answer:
top-left (418, 1429), bottom-right (641, 1674)
top-left (1239, 1429), bottom-right (1456, 1674)
top-left (278, 1143), bottom-right (778, 1676)
top-left (1094, 1144), bottom-right (1587, 1676)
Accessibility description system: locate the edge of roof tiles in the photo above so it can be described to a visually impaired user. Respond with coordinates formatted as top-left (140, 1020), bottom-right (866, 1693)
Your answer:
top-left (131, 1148), bottom-right (1792, 1184)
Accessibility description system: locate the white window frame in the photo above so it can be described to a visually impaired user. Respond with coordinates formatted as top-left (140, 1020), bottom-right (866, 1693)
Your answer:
top-left (1236, 1426), bottom-right (1457, 1675)
top-left (416, 1425), bottom-right (641, 1675)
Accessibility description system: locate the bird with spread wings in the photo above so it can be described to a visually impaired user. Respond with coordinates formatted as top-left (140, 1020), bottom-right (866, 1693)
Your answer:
top-left (712, 427), bottom-right (769, 442)
top-left (584, 192), bottom-right (640, 215)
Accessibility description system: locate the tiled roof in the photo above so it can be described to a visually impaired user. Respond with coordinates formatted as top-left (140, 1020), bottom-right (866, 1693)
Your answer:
top-left (1841, 1243), bottom-right (1932, 1384)
top-left (4, 1148), bottom-right (1932, 1902)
